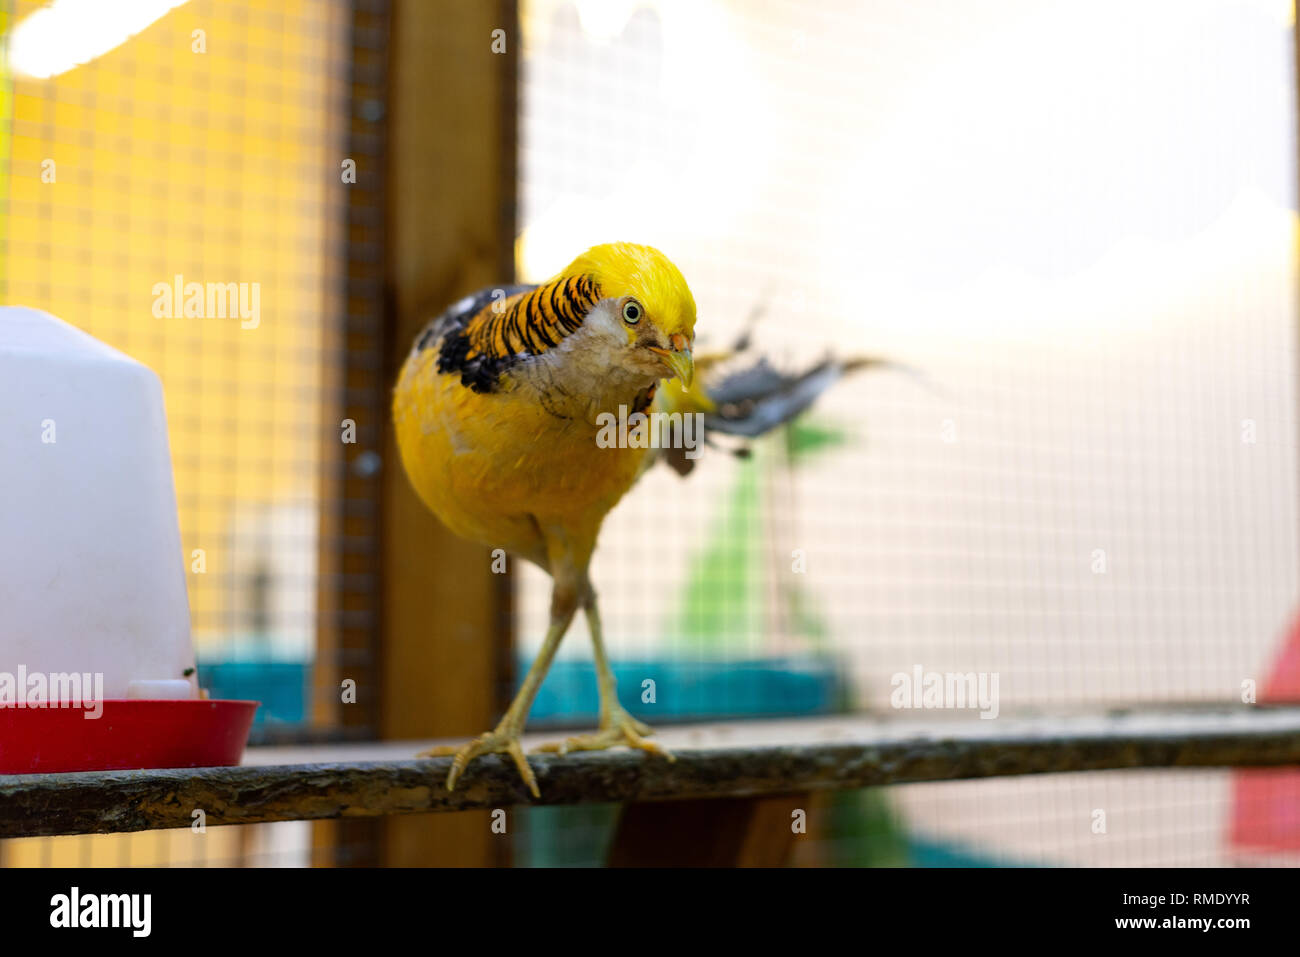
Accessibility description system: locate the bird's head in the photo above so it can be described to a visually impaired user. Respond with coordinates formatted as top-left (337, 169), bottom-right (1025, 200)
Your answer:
top-left (561, 242), bottom-right (697, 387)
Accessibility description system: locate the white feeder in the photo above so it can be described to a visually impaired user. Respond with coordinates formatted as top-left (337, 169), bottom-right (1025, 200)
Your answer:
top-left (0, 307), bottom-right (255, 772)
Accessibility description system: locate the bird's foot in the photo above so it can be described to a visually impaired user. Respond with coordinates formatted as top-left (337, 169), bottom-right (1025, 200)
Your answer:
top-left (533, 708), bottom-right (675, 761)
top-left (417, 723), bottom-right (539, 798)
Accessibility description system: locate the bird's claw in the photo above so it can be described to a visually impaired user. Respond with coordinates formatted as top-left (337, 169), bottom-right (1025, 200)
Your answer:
top-left (533, 709), bottom-right (675, 761)
top-left (418, 726), bottom-right (539, 798)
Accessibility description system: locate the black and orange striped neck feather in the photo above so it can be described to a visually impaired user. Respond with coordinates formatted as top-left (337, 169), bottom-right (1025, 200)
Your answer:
top-left (430, 274), bottom-right (603, 393)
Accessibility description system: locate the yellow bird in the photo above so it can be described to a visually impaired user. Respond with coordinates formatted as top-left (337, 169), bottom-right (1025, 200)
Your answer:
top-left (393, 242), bottom-right (862, 796)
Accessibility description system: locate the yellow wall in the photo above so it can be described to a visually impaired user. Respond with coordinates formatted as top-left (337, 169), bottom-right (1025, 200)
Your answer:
top-left (3, 0), bottom-right (346, 647)
top-left (1, 0), bottom-right (346, 868)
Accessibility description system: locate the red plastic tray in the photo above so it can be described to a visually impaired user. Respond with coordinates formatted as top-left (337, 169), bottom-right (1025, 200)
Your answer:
top-left (0, 699), bottom-right (259, 774)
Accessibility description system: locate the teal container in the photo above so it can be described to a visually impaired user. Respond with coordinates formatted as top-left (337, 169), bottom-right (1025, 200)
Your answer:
top-left (196, 659), bottom-right (309, 726)
top-left (525, 656), bottom-right (844, 725)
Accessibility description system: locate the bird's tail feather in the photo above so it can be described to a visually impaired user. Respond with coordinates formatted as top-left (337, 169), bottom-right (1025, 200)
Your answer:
top-left (655, 352), bottom-right (926, 476)
top-left (704, 354), bottom-right (938, 438)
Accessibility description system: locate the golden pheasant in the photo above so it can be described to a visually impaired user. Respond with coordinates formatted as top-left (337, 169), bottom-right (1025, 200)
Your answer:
top-left (393, 242), bottom-right (864, 797)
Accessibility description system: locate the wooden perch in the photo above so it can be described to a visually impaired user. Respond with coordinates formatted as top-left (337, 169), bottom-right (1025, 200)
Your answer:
top-left (2, 707), bottom-right (1299, 838)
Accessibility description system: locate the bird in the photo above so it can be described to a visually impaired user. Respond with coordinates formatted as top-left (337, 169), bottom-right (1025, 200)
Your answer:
top-left (392, 242), bottom-right (871, 797)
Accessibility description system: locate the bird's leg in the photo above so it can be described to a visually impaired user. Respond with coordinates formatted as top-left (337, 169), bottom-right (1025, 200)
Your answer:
top-left (418, 592), bottom-right (576, 798)
top-left (534, 594), bottom-right (675, 761)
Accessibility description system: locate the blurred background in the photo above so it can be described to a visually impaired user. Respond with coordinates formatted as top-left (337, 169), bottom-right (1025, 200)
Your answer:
top-left (1, 0), bottom-right (1297, 866)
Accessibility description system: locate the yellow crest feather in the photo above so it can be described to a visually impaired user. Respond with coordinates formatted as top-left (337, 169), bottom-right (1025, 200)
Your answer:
top-left (560, 242), bottom-right (697, 338)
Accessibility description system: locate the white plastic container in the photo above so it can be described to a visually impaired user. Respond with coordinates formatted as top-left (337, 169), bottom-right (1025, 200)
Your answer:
top-left (0, 306), bottom-right (198, 700)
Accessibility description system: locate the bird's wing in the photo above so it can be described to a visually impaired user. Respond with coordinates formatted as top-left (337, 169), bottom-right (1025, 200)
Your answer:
top-left (702, 357), bottom-right (847, 438)
top-left (700, 354), bottom-right (937, 437)
top-left (653, 354), bottom-right (921, 476)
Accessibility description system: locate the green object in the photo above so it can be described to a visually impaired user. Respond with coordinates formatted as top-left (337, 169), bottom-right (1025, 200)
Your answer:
top-left (784, 419), bottom-right (848, 462)
top-left (670, 418), bottom-right (846, 657)
top-left (670, 459), bottom-right (763, 656)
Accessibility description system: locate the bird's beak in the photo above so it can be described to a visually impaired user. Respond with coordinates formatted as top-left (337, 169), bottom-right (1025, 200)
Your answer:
top-left (650, 335), bottom-right (694, 388)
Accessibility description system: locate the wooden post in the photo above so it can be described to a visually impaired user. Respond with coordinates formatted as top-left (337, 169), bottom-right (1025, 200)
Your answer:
top-left (608, 795), bottom-right (812, 867)
top-left (310, 0), bottom-right (393, 867)
top-left (375, 0), bottom-right (518, 867)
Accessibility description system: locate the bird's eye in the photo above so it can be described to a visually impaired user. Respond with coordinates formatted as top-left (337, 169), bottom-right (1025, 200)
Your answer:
top-left (621, 300), bottom-right (642, 325)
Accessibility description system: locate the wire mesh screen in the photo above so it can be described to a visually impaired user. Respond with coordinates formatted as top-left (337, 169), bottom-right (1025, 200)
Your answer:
top-left (0, 0), bottom-right (379, 866)
top-left (1, 0), bottom-right (1295, 870)
top-left (512, 0), bottom-right (1299, 865)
